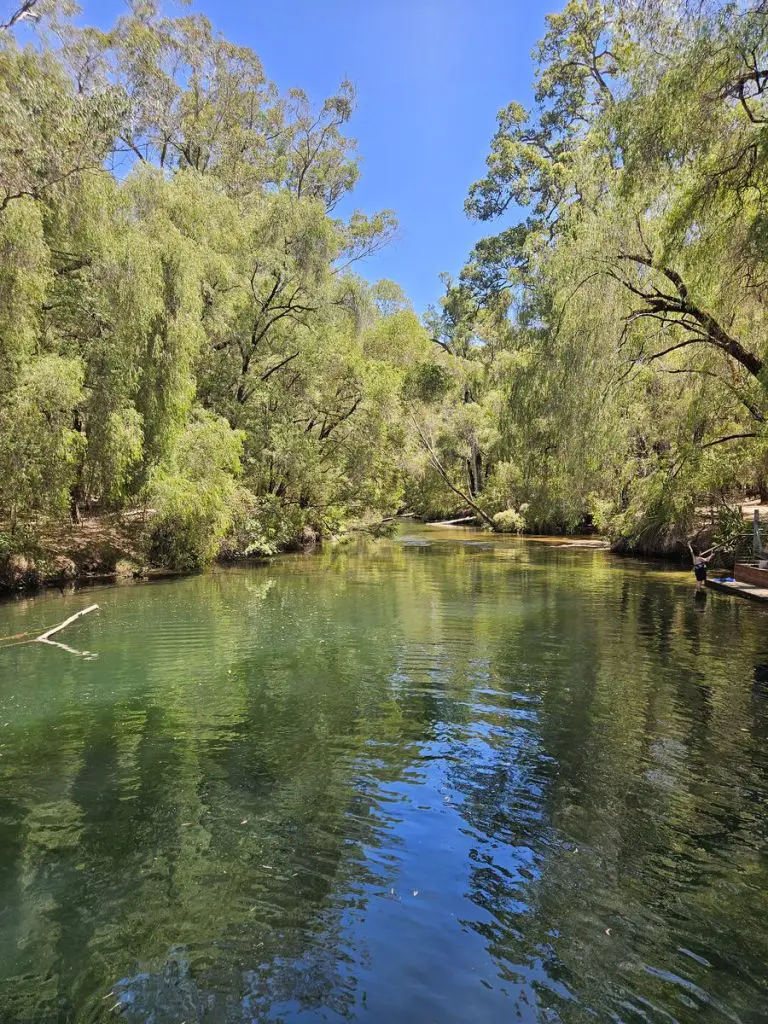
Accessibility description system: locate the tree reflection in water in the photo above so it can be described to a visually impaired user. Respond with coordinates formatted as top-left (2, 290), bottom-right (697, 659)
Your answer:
top-left (0, 536), bottom-right (766, 1022)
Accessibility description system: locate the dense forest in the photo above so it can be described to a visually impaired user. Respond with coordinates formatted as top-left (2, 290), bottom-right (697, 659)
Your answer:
top-left (1, 0), bottom-right (767, 584)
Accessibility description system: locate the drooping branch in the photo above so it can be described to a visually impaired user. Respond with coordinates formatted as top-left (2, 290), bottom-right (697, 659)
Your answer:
top-left (615, 254), bottom-right (764, 380)
top-left (658, 366), bottom-right (766, 424)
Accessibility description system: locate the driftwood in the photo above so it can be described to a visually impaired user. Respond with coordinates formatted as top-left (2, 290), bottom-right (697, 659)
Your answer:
top-left (36, 604), bottom-right (99, 641)
top-left (35, 604), bottom-right (99, 658)
top-left (432, 516), bottom-right (478, 526)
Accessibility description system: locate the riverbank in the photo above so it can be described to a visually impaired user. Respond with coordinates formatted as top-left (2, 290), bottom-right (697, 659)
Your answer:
top-left (0, 517), bottom-right (601, 595)
top-left (0, 505), bottom-right (748, 596)
top-left (0, 513), bottom-right (147, 593)
top-left (0, 511), bottom-right (323, 596)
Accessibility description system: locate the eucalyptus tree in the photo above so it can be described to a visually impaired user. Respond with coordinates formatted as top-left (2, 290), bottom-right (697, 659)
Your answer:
top-left (449, 0), bottom-right (768, 544)
top-left (0, 1), bottom-right (425, 567)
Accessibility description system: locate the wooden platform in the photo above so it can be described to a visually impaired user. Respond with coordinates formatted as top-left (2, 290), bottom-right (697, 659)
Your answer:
top-left (734, 562), bottom-right (768, 587)
top-left (706, 577), bottom-right (768, 603)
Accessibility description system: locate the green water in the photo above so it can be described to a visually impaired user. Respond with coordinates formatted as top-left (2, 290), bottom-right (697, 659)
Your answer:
top-left (0, 530), bottom-right (767, 1023)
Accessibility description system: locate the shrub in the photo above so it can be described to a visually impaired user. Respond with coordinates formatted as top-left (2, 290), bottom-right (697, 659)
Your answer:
top-left (146, 477), bottom-right (233, 571)
top-left (145, 410), bottom-right (244, 571)
top-left (492, 507), bottom-right (527, 533)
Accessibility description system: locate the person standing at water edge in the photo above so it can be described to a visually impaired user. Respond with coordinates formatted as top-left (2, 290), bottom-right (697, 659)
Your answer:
top-left (687, 542), bottom-right (715, 588)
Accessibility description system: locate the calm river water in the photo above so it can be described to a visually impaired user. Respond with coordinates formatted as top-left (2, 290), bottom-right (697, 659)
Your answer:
top-left (0, 529), bottom-right (767, 1023)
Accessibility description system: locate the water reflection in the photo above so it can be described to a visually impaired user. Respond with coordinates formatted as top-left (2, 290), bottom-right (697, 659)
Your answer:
top-left (0, 534), bottom-right (767, 1022)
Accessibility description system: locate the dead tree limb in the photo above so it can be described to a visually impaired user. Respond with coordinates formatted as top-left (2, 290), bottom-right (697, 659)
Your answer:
top-left (35, 603), bottom-right (99, 658)
top-left (408, 410), bottom-right (497, 531)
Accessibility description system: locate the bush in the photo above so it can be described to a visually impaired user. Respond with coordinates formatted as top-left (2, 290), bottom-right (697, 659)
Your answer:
top-left (0, 528), bottom-right (45, 589)
top-left (146, 477), bottom-right (233, 571)
top-left (145, 410), bottom-right (244, 571)
top-left (492, 507), bottom-right (527, 533)
top-left (220, 491), bottom-right (281, 559)
top-left (221, 491), bottom-right (323, 558)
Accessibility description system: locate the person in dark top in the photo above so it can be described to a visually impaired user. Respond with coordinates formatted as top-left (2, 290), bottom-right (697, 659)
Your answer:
top-left (687, 541), bottom-right (715, 588)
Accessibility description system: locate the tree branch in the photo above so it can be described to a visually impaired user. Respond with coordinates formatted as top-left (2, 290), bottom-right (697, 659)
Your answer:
top-left (0, 0), bottom-right (42, 31)
top-left (699, 432), bottom-right (758, 450)
top-left (260, 350), bottom-right (300, 381)
top-left (616, 255), bottom-right (764, 379)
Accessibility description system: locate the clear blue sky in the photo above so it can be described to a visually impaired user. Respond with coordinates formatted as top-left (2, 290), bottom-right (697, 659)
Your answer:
top-left (78, 0), bottom-right (552, 312)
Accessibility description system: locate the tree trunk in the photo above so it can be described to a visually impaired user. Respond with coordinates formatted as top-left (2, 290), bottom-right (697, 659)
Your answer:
top-left (466, 447), bottom-right (484, 498)
top-left (474, 450), bottom-right (483, 494)
top-left (467, 458), bottom-right (477, 497)
top-left (69, 410), bottom-right (85, 524)
top-left (69, 489), bottom-right (82, 525)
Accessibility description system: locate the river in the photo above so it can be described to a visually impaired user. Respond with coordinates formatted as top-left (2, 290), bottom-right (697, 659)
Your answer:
top-left (0, 528), bottom-right (766, 1023)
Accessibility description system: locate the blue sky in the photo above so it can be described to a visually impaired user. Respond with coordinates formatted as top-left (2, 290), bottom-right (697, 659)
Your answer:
top-left (78, 0), bottom-right (552, 312)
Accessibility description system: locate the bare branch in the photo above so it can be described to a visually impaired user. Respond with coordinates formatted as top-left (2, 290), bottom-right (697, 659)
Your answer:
top-left (699, 432), bottom-right (759, 450)
top-left (0, 0), bottom-right (42, 32)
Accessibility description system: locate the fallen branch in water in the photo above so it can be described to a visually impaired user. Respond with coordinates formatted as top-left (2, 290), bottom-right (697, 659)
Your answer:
top-left (35, 603), bottom-right (98, 641)
top-left (407, 408), bottom-right (498, 531)
top-left (35, 603), bottom-right (99, 658)
top-left (431, 516), bottom-right (478, 526)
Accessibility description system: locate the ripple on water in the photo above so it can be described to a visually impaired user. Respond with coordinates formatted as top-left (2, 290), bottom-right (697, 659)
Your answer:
top-left (1, 540), bottom-right (768, 1022)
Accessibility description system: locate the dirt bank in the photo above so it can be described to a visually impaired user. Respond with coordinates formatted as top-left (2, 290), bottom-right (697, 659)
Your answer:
top-left (0, 513), bottom-right (149, 593)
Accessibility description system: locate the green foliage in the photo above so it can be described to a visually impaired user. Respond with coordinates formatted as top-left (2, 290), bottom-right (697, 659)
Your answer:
top-left (402, 361), bottom-right (453, 404)
top-left (8, 0), bottom-right (765, 562)
top-left (492, 508), bottom-right (527, 533)
top-left (0, 2), bottom-right (431, 562)
top-left (146, 477), bottom-right (232, 572)
top-left (145, 411), bottom-right (243, 570)
top-left (713, 505), bottom-right (749, 551)
top-left (0, 356), bottom-right (84, 525)
top-left (434, 0), bottom-right (768, 546)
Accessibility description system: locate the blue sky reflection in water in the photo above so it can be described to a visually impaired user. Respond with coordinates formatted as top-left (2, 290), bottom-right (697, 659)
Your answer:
top-left (0, 532), bottom-right (768, 1022)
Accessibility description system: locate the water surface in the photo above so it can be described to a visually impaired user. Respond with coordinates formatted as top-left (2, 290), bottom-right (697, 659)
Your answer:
top-left (0, 530), bottom-right (767, 1023)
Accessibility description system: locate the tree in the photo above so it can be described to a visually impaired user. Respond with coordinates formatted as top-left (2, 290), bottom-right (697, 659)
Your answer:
top-left (444, 0), bottom-right (768, 546)
top-left (0, 0), bottom-right (422, 564)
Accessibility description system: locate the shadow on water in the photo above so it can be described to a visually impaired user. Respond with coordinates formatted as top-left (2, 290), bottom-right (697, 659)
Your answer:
top-left (0, 532), bottom-right (767, 1022)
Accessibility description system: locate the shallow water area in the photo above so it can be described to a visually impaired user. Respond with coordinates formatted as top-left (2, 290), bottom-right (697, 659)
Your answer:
top-left (0, 527), bottom-right (767, 1023)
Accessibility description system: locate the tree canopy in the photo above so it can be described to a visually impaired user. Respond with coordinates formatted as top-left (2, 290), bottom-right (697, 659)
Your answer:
top-left (420, 0), bottom-right (768, 550)
top-left (0, 0), bottom-right (433, 569)
top-left (3, 0), bottom-right (767, 573)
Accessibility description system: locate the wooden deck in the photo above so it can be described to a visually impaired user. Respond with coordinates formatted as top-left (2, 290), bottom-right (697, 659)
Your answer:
top-left (706, 577), bottom-right (768, 603)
